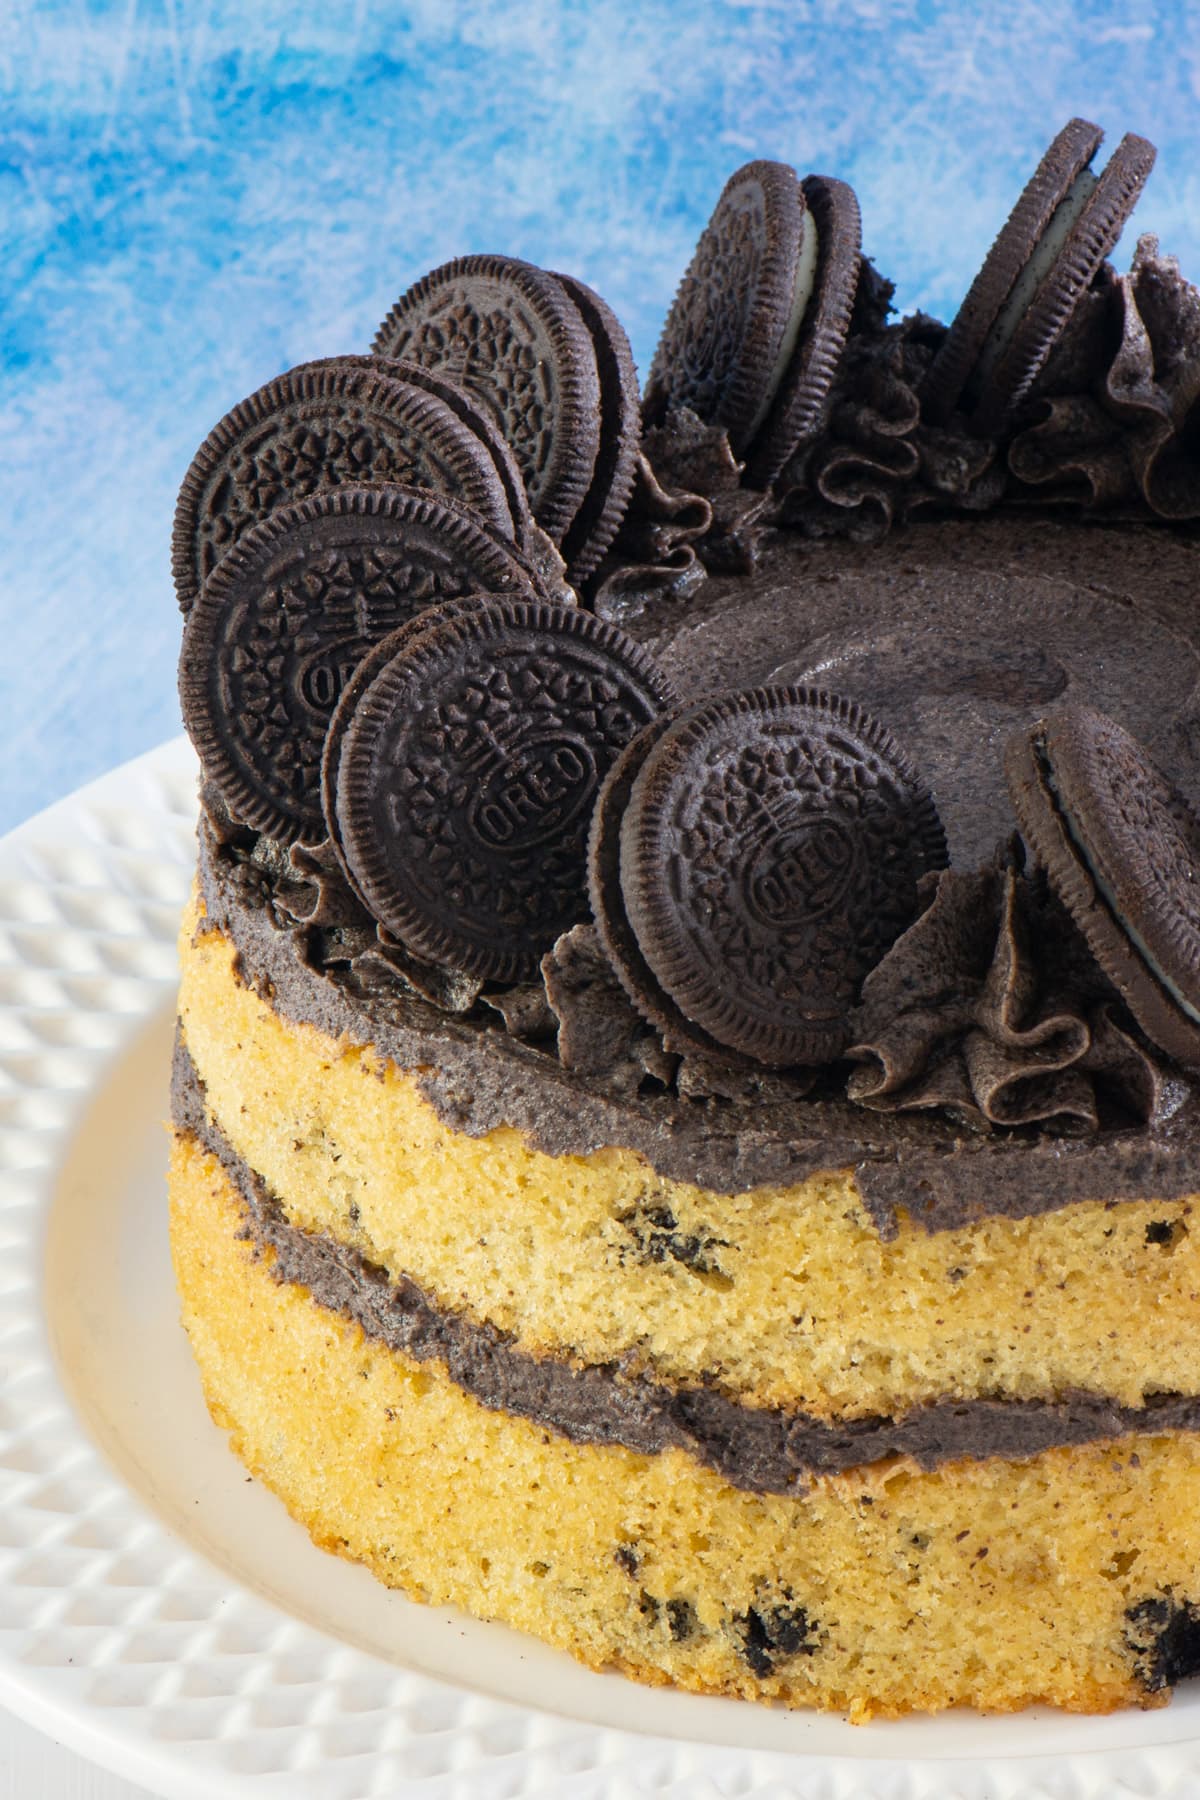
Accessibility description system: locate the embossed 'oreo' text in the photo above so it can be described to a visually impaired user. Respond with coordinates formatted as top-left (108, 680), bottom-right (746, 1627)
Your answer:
top-left (742, 812), bottom-right (858, 928)
top-left (469, 733), bottom-right (599, 853)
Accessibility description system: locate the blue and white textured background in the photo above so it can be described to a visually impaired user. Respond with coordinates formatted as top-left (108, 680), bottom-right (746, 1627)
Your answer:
top-left (4, 0), bottom-right (1200, 835)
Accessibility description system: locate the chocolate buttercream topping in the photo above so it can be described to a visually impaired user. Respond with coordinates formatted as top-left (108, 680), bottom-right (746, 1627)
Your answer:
top-left (196, 808), bottom-right (1200, 1237)
top-left (619, 229), bottom-right (1200, 580)
top-left (173, 1035), bottom-right (1200, 1491)
top-left (847, 842), bottom-right (1165, 1132)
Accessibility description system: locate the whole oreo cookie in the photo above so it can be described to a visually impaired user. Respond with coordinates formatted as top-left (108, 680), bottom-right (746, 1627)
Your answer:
top-left (588, 711), bottom-right (757, 1067)
top-left (745, 173), bottom-right (862, 488)
top-left (331, 599), bottom-right (675, 980)
top-left (1006, 706), bottom-right (1200, 1068)
top-left (921, 118), bottom-right (1156, 431)
top-left (643, 161), bottom-right (813, 455)
top-left (179, 487), bottom-right (538, 845)
top-left (372, 255), bottom-right (602, 544)
top-left (171, 356), bottom-right (517, 614)
top-left (592, 689), bottom-right (948, 1066)
top-left (551, 272), bottom-right (641, 585)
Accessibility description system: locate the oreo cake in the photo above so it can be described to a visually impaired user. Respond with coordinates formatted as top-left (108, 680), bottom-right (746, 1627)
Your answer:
top-left (171, 121), bottom-right (1200, 1718)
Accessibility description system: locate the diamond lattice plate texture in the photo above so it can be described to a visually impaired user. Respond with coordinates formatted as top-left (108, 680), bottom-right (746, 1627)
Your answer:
top-left (4, 737), bottom-right (1200, 1798)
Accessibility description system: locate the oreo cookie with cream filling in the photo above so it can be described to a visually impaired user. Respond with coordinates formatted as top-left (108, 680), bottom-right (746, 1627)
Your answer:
top-left (922, 118), bottom-right (1156, 432)
top-left (1006, 706), bottom-right (1200, 1069)
top-left (643, 161), bottom-right (815, 454)
top-left (171, 356), bottom-right (518, 615)
top-left (551, 271), bottom-right (642, 585)
top-left (745, 173), bottom-right (862, 487)
top-left (590, 688), bottom-right (948, 1066)
top-left (331, 597), bottom-right (675, 980)
top-left (372, 254), bottom-right (602, 545)
top-left (179, 486), bottom-right (539, 845)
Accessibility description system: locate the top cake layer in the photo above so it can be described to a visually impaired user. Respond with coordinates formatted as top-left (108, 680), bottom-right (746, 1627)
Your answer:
top-left (174, 118), bottom-right (1200, 1215)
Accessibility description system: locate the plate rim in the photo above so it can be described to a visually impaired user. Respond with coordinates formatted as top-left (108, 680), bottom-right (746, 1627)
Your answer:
top-left (2, 736), bottom-right (1200, 1799)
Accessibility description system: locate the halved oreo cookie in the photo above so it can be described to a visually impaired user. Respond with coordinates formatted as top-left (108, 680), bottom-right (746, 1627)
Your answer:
top-left (551, 272), bottom-right (641, 584)
top-left (372, 255), bottom-right (602, 544)
top-left (1006, 706), bottom-right (1200, 1068)
top-left (171, 356), bottom-right (517, 614)
top-left (591, 689), bottom-right (948, 1066)
top-left (330, 598), bottom-right (675, 980)
top-left (922, 119), bottom-right (1156, 431)
top-left (179, 487), bottom-right (539, 845)
top-left (643, 161), bottom-right (813, 455)
top-left (745, 174), bottom-right (862, 488)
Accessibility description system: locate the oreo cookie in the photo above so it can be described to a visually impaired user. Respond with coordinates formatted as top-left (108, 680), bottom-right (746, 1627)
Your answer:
top-left (320, 595), bottom-right (492, 901)
top-left (590, 689), bottom-right (948, 1067)
top-left (588, 711), bottom-right (751, 1067)
top-left (551, 272), bottom-right (641, 584)
top-left (922, 119), bottom-right (1156, 431)
top-left (643, 161), bottom-right (813, 455)
top-left (171, 356), bottom-right (517, 614)
top-left (370, 354), bottom-right (536, 555)
top-left (372, 255), bottom-right (602, 544)
top-left (179, 487), bottom-right (538, 845)
top-left (1006, 706), bottom-right (1200, 1068)
top-left (330, 599), bottom-right (675, 980)
top-left (745, 174), bottom-right (862, 488)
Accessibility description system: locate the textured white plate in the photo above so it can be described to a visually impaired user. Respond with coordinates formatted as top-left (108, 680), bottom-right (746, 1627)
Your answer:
top-left (5, 739), bottom-right (1200, 1799)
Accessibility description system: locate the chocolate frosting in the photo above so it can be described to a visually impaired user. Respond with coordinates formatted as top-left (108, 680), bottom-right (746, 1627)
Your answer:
top-left (195, 811), bottom-right (1200, 1236)
top-left (174, 1034), bottom-right (1200, 1491)
top-left (847, 842), bottom-right (1167, 1133)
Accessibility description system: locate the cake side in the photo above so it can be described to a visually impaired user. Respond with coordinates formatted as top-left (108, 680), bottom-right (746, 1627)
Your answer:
top-left (170, 1125), bottom-right (1200, 1720)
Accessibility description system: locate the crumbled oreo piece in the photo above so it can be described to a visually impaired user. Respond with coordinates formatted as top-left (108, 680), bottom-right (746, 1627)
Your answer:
top-left (592, 690), bottom-right (948, 1066)
top-left (1006, 705), bottom-right (1200, 1068)
top-left (551, 272), bottom-right (642, 584)
top-left (746, 173), bottom-right (862, 487)
top-left (372, 254), bottom-right (602, 543)
top-left (331, 597), bottom-right (675, 980)
top-left (172, 356), bottom-right (518, 614)
top-left (734, 1600), bottom-right (820, 1678)
top-left (1125, 1595), bottom-right (1200, 1693)
top-left (643, 161), bottom-right (814, 454)
top-left (178, 486), bottom-right (536, 844)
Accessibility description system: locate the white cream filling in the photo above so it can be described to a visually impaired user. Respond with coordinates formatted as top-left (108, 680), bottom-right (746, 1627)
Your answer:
top-left (971, 166), bottom-right (1098, 392)
top-left (747, 207), bottom-right (820, 442)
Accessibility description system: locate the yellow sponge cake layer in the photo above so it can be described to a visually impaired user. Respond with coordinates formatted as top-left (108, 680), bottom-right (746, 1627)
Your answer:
top-left (179, 894), bottom-right (1200, 1422)
top-left (170, 1127), bottom-right (1200, 1719)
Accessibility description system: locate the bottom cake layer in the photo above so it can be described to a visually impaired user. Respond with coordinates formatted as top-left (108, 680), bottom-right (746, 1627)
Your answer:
top-left (169, 1127), bottom-right (1200, 1719)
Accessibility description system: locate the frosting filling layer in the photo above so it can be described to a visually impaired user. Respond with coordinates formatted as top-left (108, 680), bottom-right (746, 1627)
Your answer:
top-left (172, 1034), bottom-right (1200, 1491)
top-left (197, 792), bottom-right (1200, 1235)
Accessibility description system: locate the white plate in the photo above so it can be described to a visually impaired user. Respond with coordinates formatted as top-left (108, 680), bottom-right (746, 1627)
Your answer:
top-left (4, 738), bottom-right (1200, 1799)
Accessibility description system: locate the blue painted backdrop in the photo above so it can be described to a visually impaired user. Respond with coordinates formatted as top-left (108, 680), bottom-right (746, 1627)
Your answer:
top-left (4, 0), bottom-right (1200, 831)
